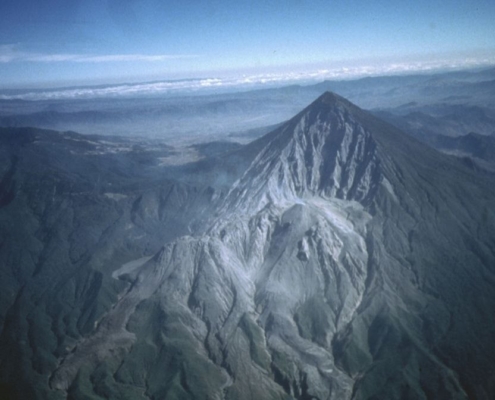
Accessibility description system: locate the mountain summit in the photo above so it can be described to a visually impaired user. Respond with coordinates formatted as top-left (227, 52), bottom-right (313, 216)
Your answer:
top-left (223, 92), bottom-right (381, 215)
top-left (1, 94), bottom-right (495, 400)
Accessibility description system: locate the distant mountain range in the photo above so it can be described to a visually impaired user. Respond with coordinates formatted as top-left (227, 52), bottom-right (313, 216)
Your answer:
top-left (1, 92), bottom-right (495, 399)
top-left (1, 67), bottom-right (494, 143)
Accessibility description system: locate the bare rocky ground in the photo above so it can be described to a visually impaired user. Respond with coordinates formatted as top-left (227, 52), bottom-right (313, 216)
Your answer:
top-left (1, 93), bottom-right (495, 399)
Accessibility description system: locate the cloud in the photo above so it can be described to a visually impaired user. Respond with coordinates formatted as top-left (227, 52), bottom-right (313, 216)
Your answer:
top-left (0, 45), bottom-right (198, 63)
top-left (1, 54), bottom-right (494, 101)
top-left (0, 44), bottom-right (18, 63)
top-left (24, 54), bottom-right (198, 63)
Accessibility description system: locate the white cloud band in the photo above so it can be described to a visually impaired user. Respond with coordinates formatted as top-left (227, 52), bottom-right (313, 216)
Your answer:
top-left (0, 45), bottom-right (197, 63)
top-left (1, 52), bottom-right (494, 101)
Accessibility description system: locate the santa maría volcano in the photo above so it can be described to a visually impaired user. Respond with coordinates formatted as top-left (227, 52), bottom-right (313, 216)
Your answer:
top-left (1, 92), bottom-right (495, 400)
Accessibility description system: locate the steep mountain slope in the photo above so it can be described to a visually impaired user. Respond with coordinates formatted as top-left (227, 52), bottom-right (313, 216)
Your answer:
top-left (1, 94), bottom-right (495, 400)
top-left (0, 128), bottom-right (220, 400)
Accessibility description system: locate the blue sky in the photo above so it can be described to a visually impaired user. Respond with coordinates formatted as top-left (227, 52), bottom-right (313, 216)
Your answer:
top-left (1, 0), bottom-right (495, 88)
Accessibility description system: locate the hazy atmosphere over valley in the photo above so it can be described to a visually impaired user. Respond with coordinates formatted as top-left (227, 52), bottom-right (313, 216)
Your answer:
top-left (1, 1), bottom-right (495, 400)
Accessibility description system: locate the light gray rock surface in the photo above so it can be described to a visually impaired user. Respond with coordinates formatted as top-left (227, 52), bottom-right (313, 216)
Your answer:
top-left (1, 93), bottom-right (495, 399)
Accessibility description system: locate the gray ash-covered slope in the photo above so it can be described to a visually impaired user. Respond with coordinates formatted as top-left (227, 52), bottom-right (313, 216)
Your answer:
top-left (0, 127), bottom-right (220, 400)
top-left (2, 93), bottom-right (495, 400)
